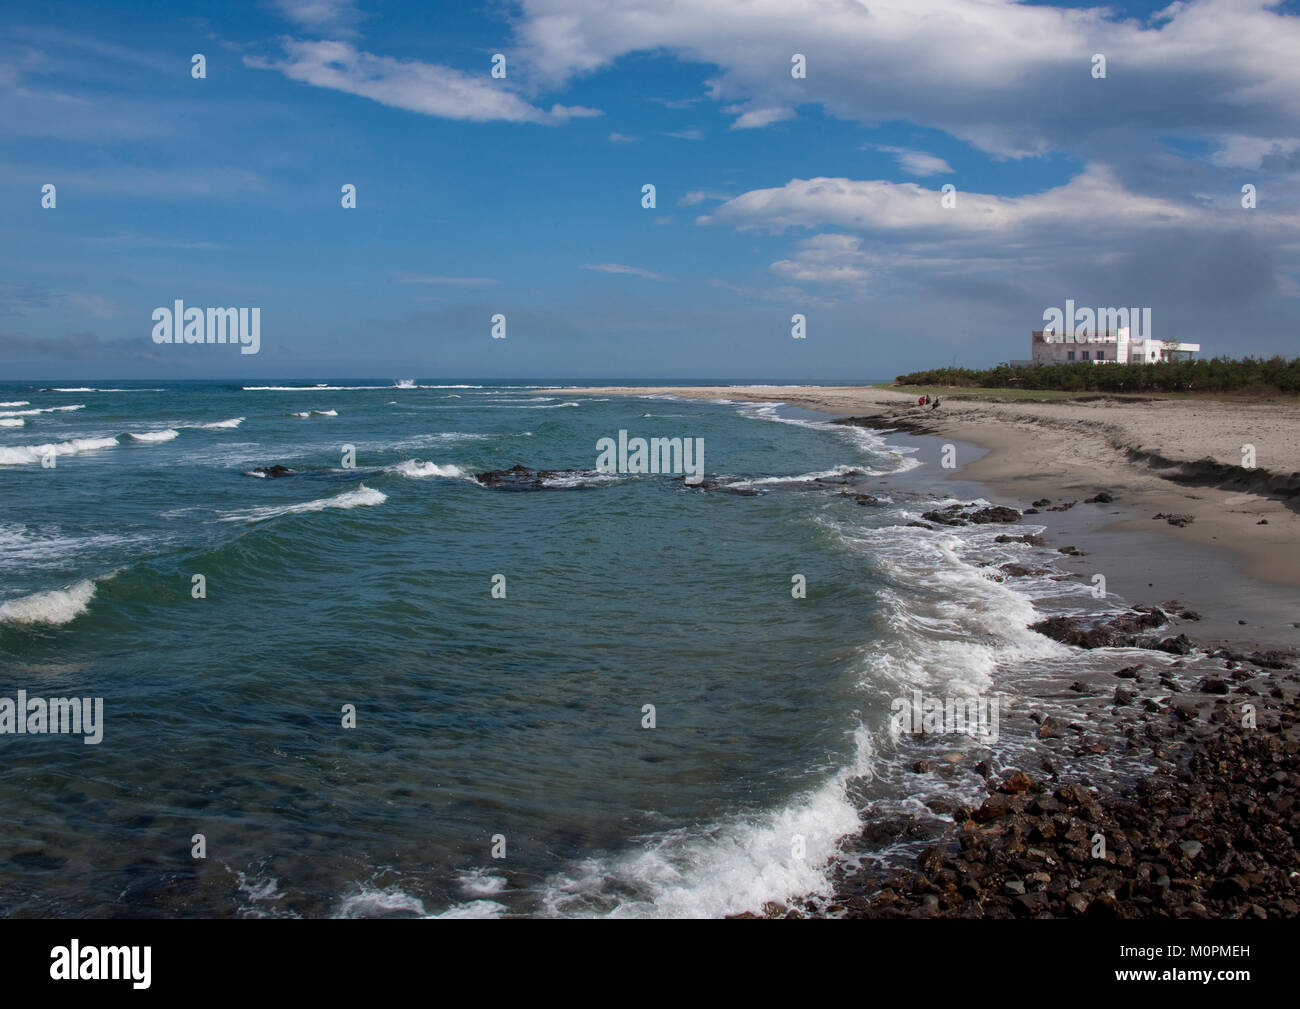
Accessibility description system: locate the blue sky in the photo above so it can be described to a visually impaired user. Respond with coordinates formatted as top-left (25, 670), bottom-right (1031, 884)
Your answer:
top-left (2, 0), bottom-right (1298, 380)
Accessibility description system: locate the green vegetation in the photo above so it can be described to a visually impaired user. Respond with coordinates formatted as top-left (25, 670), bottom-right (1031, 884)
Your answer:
top-left (894, 356), bottom-right (1300, 394)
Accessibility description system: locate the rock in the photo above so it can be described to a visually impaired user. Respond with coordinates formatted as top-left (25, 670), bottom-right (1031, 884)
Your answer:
top-left (998, 772), bottom-right (1034, 794)
top-left (1197, 677), bottom-right (1230, 695)
top-left (921, 510), bottom-right (968, 526)
top-left (1153, 512), bottom-right (1194, 527)
top-left (1031, 498), bottom-right (1051, 507)
top-left (1156, 634), bottom-right (1194, 656)
top-left (475, 464), bottom-right (592, 491)
top-left (968, 506), bottom-right (1021, 524)
top-left (248, 464), bottom-right (295, 478)
top-left (1085, 492), bottom-right (1115, 503)
top-left (1037, 717), bottom-right (1065, 739)
top-left (1258, 519), bottom-right (1269, 525)
top-left (994, 533), bottom-right (1044, 545)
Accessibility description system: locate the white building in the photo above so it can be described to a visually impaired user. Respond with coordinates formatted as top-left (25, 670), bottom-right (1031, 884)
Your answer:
top-left (1026, 327), bottom-right (1200, 365)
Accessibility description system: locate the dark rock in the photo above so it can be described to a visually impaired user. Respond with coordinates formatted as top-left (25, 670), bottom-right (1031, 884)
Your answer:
top-left (968, 506), bottom-right (1021, 524)
top-left (1085, 492), bottom-right (1115, 504)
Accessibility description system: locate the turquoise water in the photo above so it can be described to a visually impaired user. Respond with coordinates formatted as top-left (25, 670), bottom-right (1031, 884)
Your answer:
top-left (0, 380), bottom-right (1094, 917)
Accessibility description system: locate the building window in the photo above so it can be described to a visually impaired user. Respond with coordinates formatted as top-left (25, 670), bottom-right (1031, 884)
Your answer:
top-left (1097, 350), bottom-right (1105, 360)
top-left (1067, 351), bottom-right (1075, 361)
top-left (1082, 351), bottom-right (1090, 360)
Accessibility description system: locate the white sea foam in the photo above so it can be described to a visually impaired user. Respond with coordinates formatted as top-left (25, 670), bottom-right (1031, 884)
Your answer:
top-left (386, 459), bottom-right (465, 479)
top-left (0, 578), bottom-right (98, 626)
top-left (311, 409), bottom-right (338, 416)
top-left (0, 418), bottom-right (22, 427)
top-left (725, 465), bottom-right (866, 489)
top-left (457, 868), bottom-right (509, 897)
top-left (192, 417), bottom-right (243, 429)
top-left (335, 886), bottom-right (427, 918)
top-left (541, 726), bottom-right (876, 918)
top-left (0, 404), bottom-right (86, 417)
top-left (0, 400), bottom-right (29, 407)
top-left (122, 428), bottom-right (179, 443)
top-left (429, 900), bottom-right (508, 919)
top-left (218, 485), bottom-right (387, 523)
top-left (0, 436), bottom-right (120, 466)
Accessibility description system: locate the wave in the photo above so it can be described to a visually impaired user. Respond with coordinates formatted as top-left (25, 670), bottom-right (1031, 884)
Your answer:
top-left (0, 401), bottom-right (29, 407)
top-left (0, 425), bottom-right (199, 465)
top-left (0, 404), bottom-right (86, 417)
top-left (385, 459), bottom-right (466, 479)
top-left (723, 465), bottom-right (867, 490)
top-left (0, 436), bottom-right (120, 466)
top-left (540, 728), bottom-right (875, 918)
top-left (0, 578), bottom-right (99, 626)
top-left (190, 417), bottom-right (244, 429)
top-left (394, 379), bottom-right (416, 389)
top-left (335, 887), bottom-right (428, 919)
top-left (0, 418), bottom-right (23, 428)
top-left (121, 429), bottom-right (179, 443)
top-left (286, 410), bottom-right (335, 417)
top-left (217, 484), bottom-right (387, 523)
top-left (43, 387), bottom-right (161, 393)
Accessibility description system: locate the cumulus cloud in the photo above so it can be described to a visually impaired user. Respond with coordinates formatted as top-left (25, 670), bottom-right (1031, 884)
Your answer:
top-left (246, 40), bottom-right (602, 124)
top-left (513, 0), bottom-right (1300, 156)
top-left (699, 164), bottom-right (1204, 235)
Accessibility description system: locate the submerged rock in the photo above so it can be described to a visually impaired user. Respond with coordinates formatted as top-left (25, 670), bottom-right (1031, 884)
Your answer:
top-left (474, 464), bottom-right (595, 490)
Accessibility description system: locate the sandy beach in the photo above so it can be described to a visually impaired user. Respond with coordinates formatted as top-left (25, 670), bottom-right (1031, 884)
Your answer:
top-left (546, 385), bottom-right (1300, 592)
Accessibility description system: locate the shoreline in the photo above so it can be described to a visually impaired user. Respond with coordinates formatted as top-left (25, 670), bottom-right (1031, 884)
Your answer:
top-left (541, 384), bottom-right (1300, 918)
top-left (542, 384), bottom-right (1300, 590)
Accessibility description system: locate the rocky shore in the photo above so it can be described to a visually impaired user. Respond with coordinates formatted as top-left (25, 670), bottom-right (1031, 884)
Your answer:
top-left (730, 491), bottom-right (1300, 919)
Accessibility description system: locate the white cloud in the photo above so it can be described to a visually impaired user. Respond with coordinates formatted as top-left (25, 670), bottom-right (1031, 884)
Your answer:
top-left (770, 234), bottom-right (873, 286)
top-left (608, 131), bottom-right (637, 142)
top-left (679, 190), bottom-right (732, 206)
top-left (246, 40), bottom-right (602, 124)
top-left (581, 263), bottom-right (674, 281)
top-left (272, 0), bottom-right (363, 35)
top-left (871, 145), bottom-right (954, 177)
top-left (699, 164), bottom-right (1203, 235)
top-left (728, 106), bottom-right (794, 130)
top-left (513, 0), bottom-right (1300, 156)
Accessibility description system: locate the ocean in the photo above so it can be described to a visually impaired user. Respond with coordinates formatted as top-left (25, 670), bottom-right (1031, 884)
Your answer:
top-left (0, 380), bottom-right (1144, 917)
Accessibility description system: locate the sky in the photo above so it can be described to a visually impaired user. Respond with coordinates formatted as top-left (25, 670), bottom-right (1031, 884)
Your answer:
top-left (1, 0), bottom-right (1298, 380)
